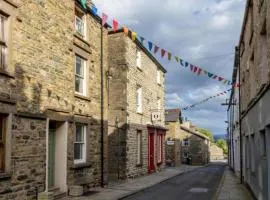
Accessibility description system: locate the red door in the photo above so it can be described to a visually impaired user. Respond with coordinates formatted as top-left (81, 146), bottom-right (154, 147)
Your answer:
top-left (148, 128), bottom-right (155, 173)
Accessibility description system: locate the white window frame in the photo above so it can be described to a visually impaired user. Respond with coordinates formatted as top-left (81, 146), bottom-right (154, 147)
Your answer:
top-left (75, 10), bottom-right (86, 39)
top-left (182, 139), bottom-right (190, 146)
top-left (74, 124), bottom-right (87, 164)
top-left (136, 49), bottom-right (142, 69)
top-left (0, 14), bottom-right (7, 70)
top-left (75, 55), bottom-right (86, 96)
top-left (136, 131), bottom-right (142, 165)
top-left (157, 70), bottom-right (161, 84)
top-left (136, 87), bottom-right (142, 113)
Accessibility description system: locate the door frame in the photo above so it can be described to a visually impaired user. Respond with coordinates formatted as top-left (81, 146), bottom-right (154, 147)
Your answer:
top-left (148, 128), bottom-right (155, 173)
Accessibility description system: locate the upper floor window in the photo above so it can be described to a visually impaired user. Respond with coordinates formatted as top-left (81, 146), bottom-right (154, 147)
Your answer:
top-left (0, 114), bottom-right (7, 172)
top-left (0, 14), bottom-right (7, 70)
top-left (75, 55), bottom-right (86, 95)
top-left (157, 70), bottom-right (161, 84)
top-left (136, 49), bottom-right (142, 69)
top-left (136, 86), bottom-right (142, 113)
top-left (182, 138), bottom-right (190, 146)
top-left (74, 123), bottom-right (87, 164)
top-left (75, 9), bottom-right (86, 38)
top-left (136, 130), bottom-right (142, 165)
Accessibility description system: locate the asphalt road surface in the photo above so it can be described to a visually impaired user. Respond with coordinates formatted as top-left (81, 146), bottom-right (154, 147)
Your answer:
top-left (123, 163), bottom-right (226, 200)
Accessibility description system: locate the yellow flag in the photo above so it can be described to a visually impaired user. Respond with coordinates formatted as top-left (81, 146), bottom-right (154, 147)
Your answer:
top-left (132, 32), bottom-right (137, 42)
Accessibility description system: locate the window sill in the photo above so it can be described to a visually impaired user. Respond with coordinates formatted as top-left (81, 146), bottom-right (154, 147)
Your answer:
top-left (75, 93), bottom-right (91, 102)
top-left (0, 69), bottom-right (15, 79)
top-left (71, 163), bottom-right (92, 170)
top-left (136, 111), bottom-right (143, 115)
top-left (74, 33), bottom-right (90, 47)
top-left (137, 66), bottom-right (143, 72)
top-left (0, 173), bottom-right (11, 180)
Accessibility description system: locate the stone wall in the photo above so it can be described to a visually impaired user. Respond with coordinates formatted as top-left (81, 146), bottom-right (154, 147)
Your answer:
top-left (209, 144), bottom-right (224, 160)
top-left (0, 0), bottom-right (109, 198)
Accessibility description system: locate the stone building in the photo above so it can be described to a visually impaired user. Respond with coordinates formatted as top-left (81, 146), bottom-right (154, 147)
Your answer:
top-left (180, 122), bottom-right (210, 165)
top-left (165, 109), bottom-right (182, 167)
top-left (0, 0), bottom-right (108, 199)
top-left (107, 29), bottom-right (167, 181)
top-left (228, 0), bottom-right (270, 199)
top-left (165, 109), bottom-right (210, 166)
top-left (209, 144), bottom-right (224, 161)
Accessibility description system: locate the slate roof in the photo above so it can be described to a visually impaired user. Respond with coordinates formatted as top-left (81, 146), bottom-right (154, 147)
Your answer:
top-left (165, 109), bottom-right (182, 122)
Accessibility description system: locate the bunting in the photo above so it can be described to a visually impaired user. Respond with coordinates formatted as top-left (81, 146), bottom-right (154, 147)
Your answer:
top-left (79, 1), bottom-right (240, 88)
top-left (182, 89), bottom-right (232, 111)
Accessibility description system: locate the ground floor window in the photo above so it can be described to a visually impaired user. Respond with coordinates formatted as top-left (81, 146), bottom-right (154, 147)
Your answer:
top-left (0, 114), bottom-right (6, 172)
top-left (137, 130), bottom-right (142, 165)
top-left (74, 123), bottom-right (87, 164)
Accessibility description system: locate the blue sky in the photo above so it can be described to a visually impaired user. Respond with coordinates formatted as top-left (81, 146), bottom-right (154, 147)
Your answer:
top-left (95, 0), bottom-right (246, 135)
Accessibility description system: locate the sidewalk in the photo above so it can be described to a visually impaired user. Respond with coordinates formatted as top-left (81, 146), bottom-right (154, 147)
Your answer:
top-left (216, 167), bottom-right (254, 200)
top-left (68, 165), bottom-right (201, 200)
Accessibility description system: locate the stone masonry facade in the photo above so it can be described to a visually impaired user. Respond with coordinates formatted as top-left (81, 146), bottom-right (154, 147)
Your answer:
top-left (108, 30), bottom-right (166, 181)
top-left (0, 0), bottom-right (108, 199)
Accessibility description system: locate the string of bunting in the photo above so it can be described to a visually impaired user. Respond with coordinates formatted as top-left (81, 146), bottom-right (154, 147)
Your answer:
top-left (182, 88), bottom-right (232, 111)
top-left (80, 0), bottom-right (239, 88)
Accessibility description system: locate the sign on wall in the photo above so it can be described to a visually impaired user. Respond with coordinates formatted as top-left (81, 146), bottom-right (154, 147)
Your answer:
top-left (151, 112), bottom-right (161, 121)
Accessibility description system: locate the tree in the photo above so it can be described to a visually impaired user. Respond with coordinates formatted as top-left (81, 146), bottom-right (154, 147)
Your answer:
top-left (216, 139), bottom-right (228, 155)
top-left (198, 128), bottom-right (214, 142)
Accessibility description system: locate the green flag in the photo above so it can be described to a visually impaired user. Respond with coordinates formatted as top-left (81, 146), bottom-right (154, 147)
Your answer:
top-left (81, 0), bottom-right (87, 8)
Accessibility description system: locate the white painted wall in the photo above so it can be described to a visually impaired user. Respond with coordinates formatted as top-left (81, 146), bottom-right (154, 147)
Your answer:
top-left (55, 122), bottom-right (68, 192)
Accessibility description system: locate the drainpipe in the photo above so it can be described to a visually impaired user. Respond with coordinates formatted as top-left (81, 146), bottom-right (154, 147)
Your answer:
top-left (100, 23), bottom-right (104, 187)
top-left (236, 46), bottom-right (243, 184)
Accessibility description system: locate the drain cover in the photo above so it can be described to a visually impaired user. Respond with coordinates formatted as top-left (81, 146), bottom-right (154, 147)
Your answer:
top-left (189, 188), bottom-right (208, 193)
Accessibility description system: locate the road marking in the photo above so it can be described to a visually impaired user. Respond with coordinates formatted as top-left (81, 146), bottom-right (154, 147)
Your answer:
top-left (189, 188), bottom-right (209, 193)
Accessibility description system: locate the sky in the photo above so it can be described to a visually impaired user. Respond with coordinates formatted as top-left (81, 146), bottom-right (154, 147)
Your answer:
top-left (94, 0), bottom-right (246, 135)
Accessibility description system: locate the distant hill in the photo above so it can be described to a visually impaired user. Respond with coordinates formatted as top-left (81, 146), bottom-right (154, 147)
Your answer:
top-left (214, 134), bottom-right (226, 142)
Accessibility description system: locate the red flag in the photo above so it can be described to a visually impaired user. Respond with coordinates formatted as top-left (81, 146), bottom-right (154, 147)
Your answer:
top-left (113, 19), bottom-right (118, 32)
top-left (193, 66), bottom-right (198, 73)
top-left (218, 77), bottom-right (224, 81)
top-left (102, 13), bottom-right (108, 26)
top-left (197, 68), bottom-right (202, 75)
top-left (161, 49), bottom-right (166, 58)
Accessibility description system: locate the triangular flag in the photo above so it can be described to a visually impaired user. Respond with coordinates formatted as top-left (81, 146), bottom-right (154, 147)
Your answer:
top-left (197, 68), bottom-right (202, 75)
top-left (190, 65), bottom-right (194, 71)
top-left (180, 59), bottom-right (184, 66)
top-left (161, 49), bottom-right (166, 58)
top-left (208, 72), bottom-right (213, 78)
top-left (203, 70), bottom-right (208, 75)
top-left (90, 6), bottom-right (98, 16)
top-left (154, 45), bottom-right (159, 54)
top-left (228, 81), bottom-right (231, 85)
top-left (193, 66), bottom-right (198, 73)
top-left (81, 0), bottom-right (87, 8)
top-left (113, 19), bottom-right (118, 32)
top-left (148, 41), bottom-right (153, 51)
top-left (175, 56), bottom-right (179, 63)
top-left (132, 32), bottom-right (137, 41)
top-left (140, 37), bottom-right (145, 44)
top-left (218, 77), bottom-right (224, 81)
top-left (185, 62), bottom-right (189, 67)
top-left (213, 75), bottom-right (218, 79)
top-left (123, 26), bottom-right (129, 36)
top-left (102, 13), bottom-right (108, 26)
top-left (168, 52), bottom-right (172, 61)
top-left (223, 80), bottom-right (228, 84)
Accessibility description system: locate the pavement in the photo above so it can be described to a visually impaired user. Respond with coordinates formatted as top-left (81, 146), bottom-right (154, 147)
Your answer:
top-left (67, 164), bottom-right (202, 200)
top-left (216, 167), bottom-right (254, 200)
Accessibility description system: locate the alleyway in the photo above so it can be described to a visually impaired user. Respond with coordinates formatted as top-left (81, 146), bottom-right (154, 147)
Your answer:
top-left (123, 163), bottom-right (225, 200)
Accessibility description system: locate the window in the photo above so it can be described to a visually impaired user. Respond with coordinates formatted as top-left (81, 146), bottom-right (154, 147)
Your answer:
top-left (260, 131), bottom-right (266, 157)
top-left (136, 130), bottom-right (142, 165)
top-left (157, 70), bottom-right (161, 84)
top-left (183, 152), bottom-right (188, 158)
top-left (75, 9), bottom-right (86, 38)
top-left (136, 49), bottom-right (141, 69)
top-left (182, 138), bottom-right (189, 146)
top-left (74, 124), bottom-right (87, 164)
top-left (157, 134), bottom-right (163, 163)
top-left (0, 14), bottom-right (7, 70)
top-left (0, 115), bottom-right (6, 172)
top-left (136, 87), bottom-right (142, 113)
top-left (75, 55), bottom-right (86, 95)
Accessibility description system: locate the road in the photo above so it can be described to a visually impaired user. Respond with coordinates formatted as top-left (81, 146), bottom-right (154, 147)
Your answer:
top-left (123, 163), bottom-right (226, 200)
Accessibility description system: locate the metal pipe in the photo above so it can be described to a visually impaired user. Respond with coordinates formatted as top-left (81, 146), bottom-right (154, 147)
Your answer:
top-left (100, 23), bottom-right (104, 187)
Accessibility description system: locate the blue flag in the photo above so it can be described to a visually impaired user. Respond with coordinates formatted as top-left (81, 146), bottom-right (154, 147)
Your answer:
top-left (148, 41), bottom-right (153, 51)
